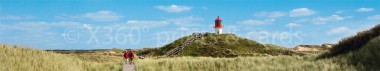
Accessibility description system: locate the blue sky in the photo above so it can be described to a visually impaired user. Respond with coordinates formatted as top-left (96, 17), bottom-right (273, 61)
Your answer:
top-left (0, 0), bottom-right (379, 49)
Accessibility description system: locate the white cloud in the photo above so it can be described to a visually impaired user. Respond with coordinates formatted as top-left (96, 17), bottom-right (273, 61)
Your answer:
top-left (254, 11), bottom-right (287, 18)
top-left (327, 27), bottom-right (350, 35)
top-left (109, 20), bottom-right (169, 28)
top-left (0, 21), bottom-right (83, 39)
top-left (0, 15), bottom-right (35, 20)
top-left (286, 23), bottom-right (300, 27)
top-left (368, 15), bottom-right (380, 20)
top-left (104, 20), bottom-right (170, 28)
top-left (289, 8), bottom-right (316, 17)
top-left (124, 20), bottom-right (169, 27)
top-left (56, 10), bottom-right (123, 22)
top-left (166, 16), bottom-right (203, 26)
top-left (155, 5), bottom-right (192, 13)
top-left (355, 8), bottom-right (374, 12)
top-left (311, 15), bottom-right (352, 24)
top-left (0, 21), bottom-right (96, 49)
top-left (3, 22), bottom-right (49, 31)
top-left (239, 19), bottom-right (275, 25)
top-left (82, 10), bottom-right (123, 21)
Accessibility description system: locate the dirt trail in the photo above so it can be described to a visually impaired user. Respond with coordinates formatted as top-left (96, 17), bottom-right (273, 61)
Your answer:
top-left (122, 64), bottom-right (136, 71)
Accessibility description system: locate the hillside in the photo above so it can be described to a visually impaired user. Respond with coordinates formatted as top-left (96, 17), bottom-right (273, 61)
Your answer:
top-left (0, 44), bottom-right (123, 71)
top-left (142, 33), bottom-right (303, 57)
top-left (318, 24), bottom-right (380, 70)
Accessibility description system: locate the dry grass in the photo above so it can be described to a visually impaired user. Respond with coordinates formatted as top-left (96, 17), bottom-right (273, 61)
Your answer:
top-left (0, 44), bottom-right (123, 71)
top-left (319, 24), bottom-right (380, 59)
top-left (317, 24), bottom-right (380, 70)
top-left (135, 56), bottom-right (356, 71)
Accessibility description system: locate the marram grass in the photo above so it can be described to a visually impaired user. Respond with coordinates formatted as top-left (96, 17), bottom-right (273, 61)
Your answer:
top-left (0, 44), bottom-right (123, 71)
top-left (135, 56), bottom-right (356, 71)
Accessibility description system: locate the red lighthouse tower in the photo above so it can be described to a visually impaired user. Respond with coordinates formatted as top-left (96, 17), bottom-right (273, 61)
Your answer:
top-left (214, 16), bottom-right (223, 34)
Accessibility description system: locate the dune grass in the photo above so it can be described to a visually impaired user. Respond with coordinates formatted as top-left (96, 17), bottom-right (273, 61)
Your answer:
top-left (135, 56), bottom-right (356, 71)
top-left (317, 24), bottom-right (380, 70)
top-left (318, 36), bottom-right (380, 70)
top-left (0, 44), bottom-right (123, 71)
top-left (4, 24), bottom-right (380, 71)
top-left (319, 24), bottom-right (380, 59)
top-left (147, 34), bottom-right (302, 57)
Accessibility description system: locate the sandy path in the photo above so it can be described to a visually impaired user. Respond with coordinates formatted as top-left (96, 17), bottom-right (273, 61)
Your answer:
top-left (122, 64), bottom-right (136, 71)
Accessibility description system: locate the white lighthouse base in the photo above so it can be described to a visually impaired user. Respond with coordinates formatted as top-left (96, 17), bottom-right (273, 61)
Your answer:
top-left (215, 28), bottom-right (222, 34)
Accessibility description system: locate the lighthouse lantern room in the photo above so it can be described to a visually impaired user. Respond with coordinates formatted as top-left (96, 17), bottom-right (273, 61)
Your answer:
top-left (214, 16), bottom-right (223, 34)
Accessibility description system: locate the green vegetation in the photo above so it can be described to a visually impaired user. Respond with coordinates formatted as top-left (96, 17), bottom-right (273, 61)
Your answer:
top-left (4, 24), bottom-right (380, 71)
top-left (319, 24), bottom-right (380, 59)
top-left (49, 49), bottom-right (125, 63)
top-left (135, 56), bottom-right (355, 71)
top-left (136, 24), bottom-right (380, 71)
top-left (318, 24), bottom-right (380, 70)
top-left (145, 34), bottom-right (303, 57)
top-left (0, 44), bottom-right (123, 71)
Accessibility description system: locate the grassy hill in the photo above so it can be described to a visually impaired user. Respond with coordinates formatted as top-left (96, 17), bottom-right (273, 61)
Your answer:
top-left (0, 44), bottom-right (123, 71)
top-left (142, 34), bottom-right (303, 57)
top-left (318, 24), bottom-right (380, 70)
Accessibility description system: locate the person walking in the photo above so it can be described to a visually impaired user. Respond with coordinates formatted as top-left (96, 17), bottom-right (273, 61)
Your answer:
top-left (123, 51), bottom-right (129, 64)
top-left (124, 50), bottom-right (135, 64)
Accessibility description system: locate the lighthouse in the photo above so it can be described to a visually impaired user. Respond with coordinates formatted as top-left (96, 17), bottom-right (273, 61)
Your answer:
top-left (214, 16), bottom-right (223, 34)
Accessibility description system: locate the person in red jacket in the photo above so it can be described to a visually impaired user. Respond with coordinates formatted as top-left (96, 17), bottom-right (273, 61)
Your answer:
top-left (123, 51), bottom-right (128, 64)
top-left (124, 50), bottom-right (135, 64)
